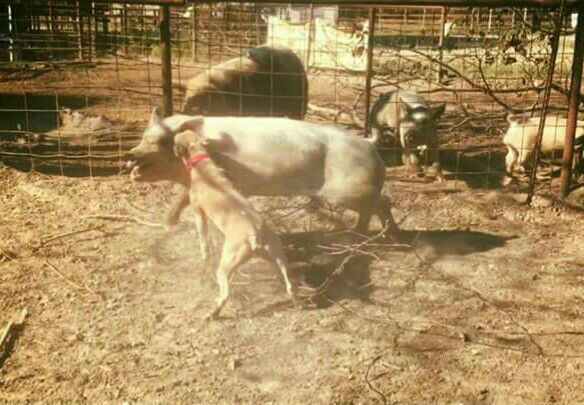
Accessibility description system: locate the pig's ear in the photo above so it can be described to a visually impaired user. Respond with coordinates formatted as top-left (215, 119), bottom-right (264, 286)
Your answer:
top-left (399, 98), bottom-right (416, 115)
top-left (177, 116), bottom-right (204, 134)
top-left (149, 107), bottom-right (163, 126)
top-left (432, 103), bottom-right (446, 120)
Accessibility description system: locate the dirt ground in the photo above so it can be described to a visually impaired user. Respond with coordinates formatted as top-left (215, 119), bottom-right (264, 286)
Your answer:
top-left (2, 162), bottom-right (584, 404)
top-left (2, 56), bottom-right (584, 404)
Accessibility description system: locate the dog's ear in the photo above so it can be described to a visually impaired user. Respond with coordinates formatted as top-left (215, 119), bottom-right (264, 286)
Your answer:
top-left (149, 106), bottom-right (163, 126)
top-left (177, 116), bottom-right (204, 134)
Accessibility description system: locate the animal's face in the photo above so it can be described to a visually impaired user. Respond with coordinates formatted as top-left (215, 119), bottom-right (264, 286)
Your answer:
top-left (399, 103), bottom-right (445, 147)
top-left (173, 131), bottom-right (205, 159)
top-left (124, 108), bottom-right (204, 183)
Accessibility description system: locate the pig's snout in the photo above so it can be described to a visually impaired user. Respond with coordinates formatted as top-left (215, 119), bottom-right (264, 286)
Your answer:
top-left (123, 150), bottom-right (140, 174)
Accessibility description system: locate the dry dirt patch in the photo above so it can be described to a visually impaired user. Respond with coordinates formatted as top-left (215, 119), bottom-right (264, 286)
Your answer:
top-left (1, 166), bottom-right (584, 404)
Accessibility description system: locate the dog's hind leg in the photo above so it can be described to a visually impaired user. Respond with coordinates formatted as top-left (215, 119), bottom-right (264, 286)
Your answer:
top-left (207, 242), bottom-right (252, 320)
top-left (193, 208), bottom-right (209, 261)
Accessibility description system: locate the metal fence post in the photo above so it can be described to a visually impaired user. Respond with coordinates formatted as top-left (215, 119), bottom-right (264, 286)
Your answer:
top-left (77, 0), bottom-right (84, 60)
top-left (364, 6), bottom-right (377, 137)
top-left (526, 2), bottom-right (564, 204)
top-left (160, 4), bottom-right (173, 117)
top-left (560, 7), bottom-right (584, 197)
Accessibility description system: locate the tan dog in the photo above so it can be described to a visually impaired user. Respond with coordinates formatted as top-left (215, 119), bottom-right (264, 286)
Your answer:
top-left (173, 123), bottom-right (296, 320)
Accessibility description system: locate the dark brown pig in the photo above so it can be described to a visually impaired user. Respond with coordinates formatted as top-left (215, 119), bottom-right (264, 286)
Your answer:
top-left (182, 46), bottom-right (308, 120)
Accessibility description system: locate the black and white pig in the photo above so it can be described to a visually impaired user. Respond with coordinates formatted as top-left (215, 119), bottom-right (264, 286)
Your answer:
top-left (124, 109), bottom-right (399, 238)
top-left (369, 90), bottom-right (446, 181)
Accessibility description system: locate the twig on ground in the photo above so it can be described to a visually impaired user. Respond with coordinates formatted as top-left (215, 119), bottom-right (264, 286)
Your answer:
top-left (0, 247), bottom-right (17, 262)
top-left (300, 225), bottom-right (406, 300)
top-left (124, 197), bottom-right (155, 215)
top-left (45, 260), bottom-right (102, 300)
top-left (82, 214), bottom-right (164, 229)
top-left (40, 225), bottom-right (105, 247)
top-left (365, 355), bottom-right (389, 405)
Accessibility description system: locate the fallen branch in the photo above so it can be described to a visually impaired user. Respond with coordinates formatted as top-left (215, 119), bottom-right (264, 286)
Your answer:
top-left (299, 225), bottom-right (406, 301)
top-left (45, 260), bottom-right (102, 300)
top-left (365, 355), bottom-right (389, 405)
top-left (124, 197), bottom-right (155, 215)
top-left (40, 225), bottom-right (105, 247)
top-left (0, 247), bottom-right (17, 263)
top-left (82, 214), bottom-right (165, 229)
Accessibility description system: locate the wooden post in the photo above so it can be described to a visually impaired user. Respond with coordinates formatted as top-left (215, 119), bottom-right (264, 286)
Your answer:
top-left (364, 7), bottom-right (377, 136)
top-left (160, 5), bottom-right (173, 117)
top-left (560, 7), bottom-right (584, 196)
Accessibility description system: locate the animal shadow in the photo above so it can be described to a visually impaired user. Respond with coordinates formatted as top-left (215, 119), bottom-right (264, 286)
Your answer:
top-left (280, 228), bottom-right (513, 309)
top-left (281, 229), bottom-right (394, 308)
top-left (397, 228), bottom-right (515, 263)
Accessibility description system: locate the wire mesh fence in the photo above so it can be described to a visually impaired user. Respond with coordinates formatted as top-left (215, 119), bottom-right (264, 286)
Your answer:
top-left (0, 1), bottom-right (581, 193)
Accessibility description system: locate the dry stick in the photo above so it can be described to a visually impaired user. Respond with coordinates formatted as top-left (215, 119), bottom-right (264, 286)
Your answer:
top-left (123, 196), bottom-right (155, 215)
top-left (364, 355), bottom-right (389, 405)
top-left (0, 308), bottom-right (27, 350)
top-left (45, 260), bottom-right (101, 300)
top-left (302, 225), bottom-right (403, 299)
top-left (82, 214), bottom-right (165, 229)
top-left (0, 248), bottom-right (16, 262)
top-left (40, 225), bottom-right (104, 246)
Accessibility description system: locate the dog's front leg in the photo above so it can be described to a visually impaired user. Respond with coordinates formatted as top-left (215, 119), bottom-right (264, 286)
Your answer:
top-left (165, 185), bottom-right (190, 227)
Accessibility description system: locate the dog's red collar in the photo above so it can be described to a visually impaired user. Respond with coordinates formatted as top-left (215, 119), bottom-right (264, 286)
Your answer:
top-left (183, 153), bottom-right (210, 171)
